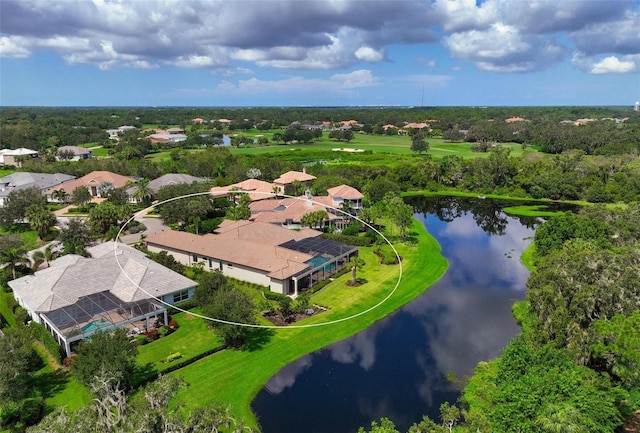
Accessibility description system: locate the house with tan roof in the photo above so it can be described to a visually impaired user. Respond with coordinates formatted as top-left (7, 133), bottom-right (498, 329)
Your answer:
top-left (9, 242), bottom-right (197, 356)
top-left (273, 169), bottom-right (317, 194)
top-left (211, 178), bottom-right (277, 202)
top-left (146, 220), bottom-right (358, 296)
top-left (46, 170), bottom-right (137, 202)
top-left (505, 117), bottom-right (528, 123)
top-left (327, 184), bottom-right (363, 213)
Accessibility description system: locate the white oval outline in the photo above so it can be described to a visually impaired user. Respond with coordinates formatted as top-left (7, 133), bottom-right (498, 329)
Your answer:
top-left (114, 191), bottom-right (402, 329)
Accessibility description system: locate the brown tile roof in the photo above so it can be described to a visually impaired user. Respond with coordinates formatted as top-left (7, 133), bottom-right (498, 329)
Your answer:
top-left (250, 196), bottom-right (337, 225)
top-left (46, 170), bottom-right (135, 195)
top-left (210, 179), bottom-right (276, 201)
top-left (327, 184), bottom-right (363, 200)
top-left (273, 170), bottom-right (317, 185)
top-left (146, 221), bottom-right (322, 279)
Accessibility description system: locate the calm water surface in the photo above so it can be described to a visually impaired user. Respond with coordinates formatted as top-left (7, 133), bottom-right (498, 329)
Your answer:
top-left (252, 199), bottom-right (536, 433)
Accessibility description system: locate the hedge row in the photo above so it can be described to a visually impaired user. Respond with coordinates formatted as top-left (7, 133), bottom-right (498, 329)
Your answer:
top-left (132, 344), bottom-right (226, 388)
top-left (29, 322), bottom-right (65, 364)
top-left (321, 233), bottom-right (373, 247)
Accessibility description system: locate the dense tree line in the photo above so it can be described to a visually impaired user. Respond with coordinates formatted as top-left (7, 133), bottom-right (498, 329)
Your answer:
top-left (2, 106), bottom-right (638, 154)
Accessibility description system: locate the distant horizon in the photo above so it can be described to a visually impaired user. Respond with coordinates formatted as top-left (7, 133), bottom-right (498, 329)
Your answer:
top-left (1, 104), bottom-right (638, 109)
top-left (1, 1), bottom-right (638, 107)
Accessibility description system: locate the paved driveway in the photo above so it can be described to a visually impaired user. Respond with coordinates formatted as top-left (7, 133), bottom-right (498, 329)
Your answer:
top-left (118, 215), bottom-right (168, 244)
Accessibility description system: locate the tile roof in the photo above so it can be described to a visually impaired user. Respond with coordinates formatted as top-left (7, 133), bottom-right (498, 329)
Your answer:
top-left (45, 170), bottom-right (136, 195)
top-left (146, 221), bottom-right (323, 280)
top-left (249, 196), bottom-right (337, 225)
top-left (8, 242), bottom-right (197, 313)
top-left (211, 178), bottom-right (276, 201)
top-left (146, 173), bottom-right (209, 193)
top-left (327, 184), bottom-right (363, 200)
top-left (273, 170), bottom-right (317, 185)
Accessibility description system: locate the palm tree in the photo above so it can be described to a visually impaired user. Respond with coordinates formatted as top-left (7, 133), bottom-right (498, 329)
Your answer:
top-left (0, 247), bottom-right (29, 280)
top-left (51, 188), bottom-right (70, 204)
top-left (132, 178), bottom-right (154, 203)
top-left (38, 243), bottom-right (58, 268)
top-left (271, 185), bottom-right (280, 199)
top-left (349, 255), bottom-right (364, 286)
top-left (31, 251), bottom-right (44, 270)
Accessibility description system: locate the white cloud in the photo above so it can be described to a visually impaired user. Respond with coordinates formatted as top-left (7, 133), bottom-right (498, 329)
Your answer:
top-left (0, 0), bottom-right (638, 75)
top-left (433, 0), bottom-right (498, 32)
top-left (170, 54), bottom-right (228, 68)
top-left (591, 56), bottom-right (636, 74)
top-left (331, 69), bottom-right (379, 88)
top-left (355, 46), bottom-right (384, 62)
top-left (572, 52), bottom-right (638, 74)
top-left (0, 36), bottom-right (31, 58)
top-left (444, 22), bottom-right (566, 72)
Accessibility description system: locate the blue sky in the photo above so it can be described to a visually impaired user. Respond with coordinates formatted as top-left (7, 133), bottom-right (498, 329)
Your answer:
top-left (1, 0), bottom-right (639, 107)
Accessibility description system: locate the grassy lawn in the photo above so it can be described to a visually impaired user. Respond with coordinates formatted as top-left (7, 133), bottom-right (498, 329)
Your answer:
top-left (92, 147), bottom-right (110, 157)
top-left (136, 310), bottom-right (224, 373)
top-left (32, 345), bottom-right (92, 411)
top-left (144, 132), bottom-right (533, 163)
top-left (0, 292), bottom-right (17, 327)
top-left (0, 224), bottom-right (41, 250)
top-left (0, 168), bottom-right (16, 177)
top-left (166, 219), bottom-right (448, 427)
top-left (520, 242), bottom-right (537, 273)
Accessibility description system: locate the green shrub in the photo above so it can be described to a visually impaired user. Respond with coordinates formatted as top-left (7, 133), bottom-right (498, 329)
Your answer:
top-left (166, 352), bottom-right (183, 363)
top-left (321, 232), bottom-right (373, 246)
top-left (263, 288), bottom-right (286, 301)
top-left (0, 401), bottom-right (19, 426)
top-left (13, 306), bottom-right (30, 325)
top-left (19, 397), bottom-right (43, 425)
top-left (29, 322), bottom-right (65, 363)
top-left (136, 334), bottom-right (150, 345)
top-left (158, 326), bottom-right (169, 337)
top-left (166, 299), bottom-right (197, 315)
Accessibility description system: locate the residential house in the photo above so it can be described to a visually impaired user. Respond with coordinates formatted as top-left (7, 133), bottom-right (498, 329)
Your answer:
top-left (211, 178), bottom-right (277, 202)
top-left (45, 170), bottom-right (136, 202)
top-left (326, 184), bottom-right (363, 214)
top-left (56, 145), bottom-right (93, 161)
top-left (146, 220), bottom-right (358, 296)
top-left (127, 173), bottom-right (208, 202)
top-left (106, 125), bottom-right (136, 141)
top-left (272, 170), bottom-right (316, 195)
top-left (0, 172), bottom-right (75, 207)
top-left (0, 148), bottom-right (39, 166)
top-left (8, 242), bottom-right (197, 356)
top-left (147, 128), bottom-right (188, 144)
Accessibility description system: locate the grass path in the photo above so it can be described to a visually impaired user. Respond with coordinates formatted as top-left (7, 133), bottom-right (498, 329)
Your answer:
top-left (167, 219), bottom-right (448, 428)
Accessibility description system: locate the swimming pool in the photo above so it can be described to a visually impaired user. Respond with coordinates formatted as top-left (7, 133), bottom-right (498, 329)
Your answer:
top-left (81, 320), bottom-right (113, 333)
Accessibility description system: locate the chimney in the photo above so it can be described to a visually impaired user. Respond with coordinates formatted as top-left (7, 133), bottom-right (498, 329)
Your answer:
top-left (302, 167), bottom-right (306, 174)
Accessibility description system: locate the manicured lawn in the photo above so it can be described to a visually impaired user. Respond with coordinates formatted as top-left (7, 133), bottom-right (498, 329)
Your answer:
top-left (0, 292), bottom-right (17, 327)
top-left (166, 219), bottom-right (448, 427)
top-left (91, 147), bottom-right (110, 157)
top-left (0, 224), bottom-right (41, 250)
top-left (136, 309), bottom-right (224, 373)
top-left (0, 168), bottom-right (16, 177)
top-left (32, 346), bottom-right (92, 411)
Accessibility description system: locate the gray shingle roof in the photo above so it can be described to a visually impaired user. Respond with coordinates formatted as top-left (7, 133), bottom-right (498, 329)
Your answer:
top-left (9, 242), bottom-right (197, 314)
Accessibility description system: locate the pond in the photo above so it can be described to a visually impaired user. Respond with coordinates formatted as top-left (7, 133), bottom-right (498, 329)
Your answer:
top-left (252, 198), bottom-right (537, 433)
